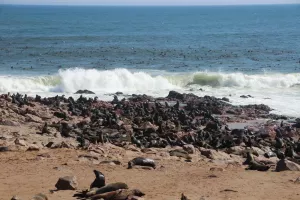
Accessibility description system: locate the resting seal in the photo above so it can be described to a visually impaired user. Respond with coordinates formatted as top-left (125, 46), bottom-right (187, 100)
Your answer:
top-left (90, 170), bottom-right (105, 189)
top-left (86, 182), bottom-right (128, 197)
top-left (128, 157), bottom-right (156, 169)
top-left (91, 189), bottom-right (145, 200)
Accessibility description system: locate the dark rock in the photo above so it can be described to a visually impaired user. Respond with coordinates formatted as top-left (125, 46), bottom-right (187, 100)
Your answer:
top-left (0, 146), bottom-right (9, 152)
top-left (11, 196), bottom-right (22, 200)
top-left (166, 91), bottom-right (184, 100)
top-left (275, 159), bottom-right (300, 172)
top-left (75, 90), bottom-right (95, 94)
top-left (55, 176), bottom-right (78, 190)
top-left (221, 97), bottom-right (230, 102)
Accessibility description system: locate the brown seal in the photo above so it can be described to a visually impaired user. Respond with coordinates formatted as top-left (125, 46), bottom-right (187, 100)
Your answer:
top-left (90, 170), bottom-right (105, 188)
top-left (91, 189), bottom-right (145, 200)
top-left (86, 182), bottom-right (129, 197)
top-left (181, 193), bottom-right (191, 200)
top-left (128, 157), bottom-right (156, 169)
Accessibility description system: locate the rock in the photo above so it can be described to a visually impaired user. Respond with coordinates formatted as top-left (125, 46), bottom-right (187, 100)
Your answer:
top-left (251, 147), bottom-right (265, 156)
top-left (200, 148), bottom-right (231, 161)
top-left (31, 193), bottom-right (48, 200)
top-left (0, 146), bottom-right (9, 152)
top-left (14, 138), bottom-right (27, 146)
top-left (226, 146), bottom-right (245, 155)
top-left (276, 159), bottom-right (300, 172)
top-left (294, 177), bottom-right (300, 184)
top-left (37, 153), bottom-right (51, 158)
top-left (169, 149), bottom-right (192, 160)
top-left (75, 89), bottom-right (95, 94)
top-left (0, 119), bottom-right (20, 126)
top-left (240, 95), bottom-right (248, 98)
top-left (11, 196), bottom-right (22, 200)
top-left (255, 156), bottom-right (278, 165)
top-left (210, 167), bottom-right (225, 172)
top-left (27, 144), bottom-right (40, 151)
top-left (166, 91), bottom-right (184, 100)
top-left (100, 160), bottom-right (121, 165)
top-left (25, 114), bottom-right (43, 123)
top-left (55, 176), bottom-right (78, 190)
top-left (183, 144), bottom-right (195, 154)
top-left (221, 97), bottom-right (230, 102)
top-left (205, 121), bottom-right (219, 131)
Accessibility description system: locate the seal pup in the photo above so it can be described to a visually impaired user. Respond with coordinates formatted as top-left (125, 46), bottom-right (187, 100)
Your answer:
top-left (86, 182), bottom-right (128, 197)
top-left (91, 189), bottom-right (145, 200)
top-left (90, 170), bottom-right (105, 189)
top-left (128, 157), bottom-right (156, 169)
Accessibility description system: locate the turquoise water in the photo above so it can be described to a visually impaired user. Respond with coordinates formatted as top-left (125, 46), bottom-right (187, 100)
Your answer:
top-left (0, 4), bottom-right (300, 116)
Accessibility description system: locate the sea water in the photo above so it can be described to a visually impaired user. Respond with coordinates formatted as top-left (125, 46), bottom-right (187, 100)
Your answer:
top-left (0, 5), bottom-right (300, 116)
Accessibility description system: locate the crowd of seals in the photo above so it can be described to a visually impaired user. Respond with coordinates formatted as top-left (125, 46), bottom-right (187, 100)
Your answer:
top-left (1, 90), bottom-right (300, 171)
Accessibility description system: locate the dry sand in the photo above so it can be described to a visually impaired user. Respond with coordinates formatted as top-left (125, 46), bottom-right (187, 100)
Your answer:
top-left (0, 148), bottom-right (299, 200)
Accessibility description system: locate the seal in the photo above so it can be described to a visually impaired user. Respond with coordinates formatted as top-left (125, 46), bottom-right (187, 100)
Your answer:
top-left (128, 157), bottom-right (156, 169)
top-left (247, 160), bottom-right (270, 171)
top-left (244, 153), bottom-right (270, 171)
top-left (90, 189), bottom-right (145, 200)
top-left (31, 193), bottom-right (48, 200)
top-left (90, 170), bottom-right (105, 189)
top-left (181, 193), bottom-right (191, 200)
top-left (86, 182), bottom-right (129, 197)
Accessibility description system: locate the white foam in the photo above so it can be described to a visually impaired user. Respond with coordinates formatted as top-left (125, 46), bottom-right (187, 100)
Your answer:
top-left (0, 68), bottom-right (299, 117)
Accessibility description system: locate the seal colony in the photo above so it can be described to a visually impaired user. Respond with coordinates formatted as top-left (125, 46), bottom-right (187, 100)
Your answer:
top-left (1, 90), bottom-right (300, 199)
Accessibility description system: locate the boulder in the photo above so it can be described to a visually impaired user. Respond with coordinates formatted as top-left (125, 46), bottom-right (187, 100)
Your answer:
top-left (75, 90), bottom-right (95, 94)
top-left (0, 119), bottom-right (20, 126)
top-left (166, 91), bottom-right (184, 100)
top-left (14, 138), bottom-right (27, 146)
top-left (25, 114), bottom-right (43, 123)
top-left (55, 176), bottom-right (78, 190)
top-left (11, 196), bottom-right (22, 200)
top-left (183, 144), bottom-right (195, 154)
top-left (27, 144), bottom-right (40, 151)
top-left (199, 148), bottom-right (231, 161)
top-left (275, 159), bottom-right (300, 172)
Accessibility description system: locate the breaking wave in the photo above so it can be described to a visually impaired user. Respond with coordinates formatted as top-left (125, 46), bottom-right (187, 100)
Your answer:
top-left (0, 68), bottom-right (300, 94)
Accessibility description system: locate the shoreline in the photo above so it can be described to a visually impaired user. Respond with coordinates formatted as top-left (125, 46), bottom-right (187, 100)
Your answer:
top-left (0, 90), bottom-right (299, 199)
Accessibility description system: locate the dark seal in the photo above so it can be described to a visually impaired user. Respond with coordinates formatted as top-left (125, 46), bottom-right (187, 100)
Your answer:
top-left (90, 170), bottom-right (105, 189)
top-left (128, 157), bottom-right (156, 169)
top-left (86, 182), bottom-right (129, 197)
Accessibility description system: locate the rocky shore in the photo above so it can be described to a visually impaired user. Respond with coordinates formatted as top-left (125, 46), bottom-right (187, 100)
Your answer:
top-left (0, 91), bottom-right (299, 200)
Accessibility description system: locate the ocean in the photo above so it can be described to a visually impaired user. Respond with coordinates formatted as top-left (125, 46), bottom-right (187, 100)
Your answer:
top-left (0, 4), bottom-right (300, 117)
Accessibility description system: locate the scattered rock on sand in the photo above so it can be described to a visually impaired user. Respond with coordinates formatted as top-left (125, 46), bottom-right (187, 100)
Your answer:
top-left (55, 176), bottom-right (78, 190)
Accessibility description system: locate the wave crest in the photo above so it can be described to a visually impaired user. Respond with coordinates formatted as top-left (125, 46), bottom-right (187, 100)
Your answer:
top-left (0, 68), bottom-right (300, 94)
